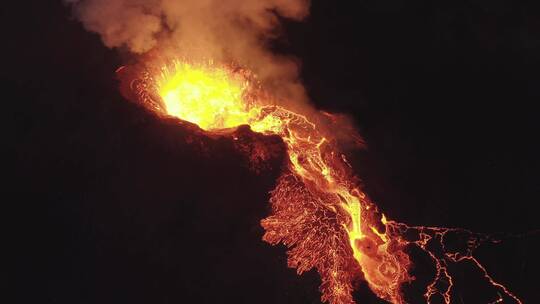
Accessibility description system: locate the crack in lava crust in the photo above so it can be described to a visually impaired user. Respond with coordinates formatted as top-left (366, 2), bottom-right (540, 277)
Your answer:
top-left (119, 61), bottom-right (523, 304)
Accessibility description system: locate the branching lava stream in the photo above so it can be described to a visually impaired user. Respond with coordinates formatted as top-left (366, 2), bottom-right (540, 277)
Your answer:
top-left (122, 60), bottom-right (522, 304)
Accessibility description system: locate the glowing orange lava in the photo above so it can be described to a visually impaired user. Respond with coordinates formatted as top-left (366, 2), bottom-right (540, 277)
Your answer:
top-left (127, 60), bottom-right (523, 304)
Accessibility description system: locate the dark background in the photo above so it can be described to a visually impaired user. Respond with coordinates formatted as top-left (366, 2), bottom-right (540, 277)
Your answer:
top-left (4, 1), bottom-right (540, 303)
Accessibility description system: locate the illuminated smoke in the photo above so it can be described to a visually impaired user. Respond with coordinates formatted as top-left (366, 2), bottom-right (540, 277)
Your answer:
top-left (65, 0), bottom-right (310, 103)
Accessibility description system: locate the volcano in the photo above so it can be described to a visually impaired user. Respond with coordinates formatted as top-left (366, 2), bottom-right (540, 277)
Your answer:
top-left (111, 56), bottom-right (530, 303)
top-left (6, 1), bottom-right (540, 304)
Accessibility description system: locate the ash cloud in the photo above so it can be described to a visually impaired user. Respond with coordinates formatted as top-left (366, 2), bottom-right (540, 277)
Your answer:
top-left (65, 0), bottom-right (311, 103)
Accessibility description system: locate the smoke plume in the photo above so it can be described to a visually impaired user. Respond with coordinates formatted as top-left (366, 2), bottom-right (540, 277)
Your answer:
top-left (65, 0), bottom-right (311, 102)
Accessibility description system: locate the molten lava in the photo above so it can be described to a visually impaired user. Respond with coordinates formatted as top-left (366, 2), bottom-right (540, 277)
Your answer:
top-left (158, 62), bottom-right (255, 130)
top-left (126, 60), bottom-right (523, 304)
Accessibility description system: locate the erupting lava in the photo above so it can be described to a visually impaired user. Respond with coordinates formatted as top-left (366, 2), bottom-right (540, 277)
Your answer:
top-left (122, 60), bottom-right (522, 304)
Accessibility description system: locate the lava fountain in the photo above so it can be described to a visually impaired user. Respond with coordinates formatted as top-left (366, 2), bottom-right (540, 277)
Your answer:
top-left (117, 60), bottom-right (523, 304)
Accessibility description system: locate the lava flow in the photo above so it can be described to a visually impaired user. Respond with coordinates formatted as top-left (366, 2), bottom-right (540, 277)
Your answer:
top-left (121, 60), bottom-right (523, 304)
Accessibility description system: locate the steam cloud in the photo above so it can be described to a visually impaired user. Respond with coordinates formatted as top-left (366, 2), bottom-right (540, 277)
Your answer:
top-left (65, 0), bottom-right (311, 102)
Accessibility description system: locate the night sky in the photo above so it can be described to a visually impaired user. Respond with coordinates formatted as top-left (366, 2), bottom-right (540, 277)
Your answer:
top-left (5, 1), bottom-right (540, 303)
